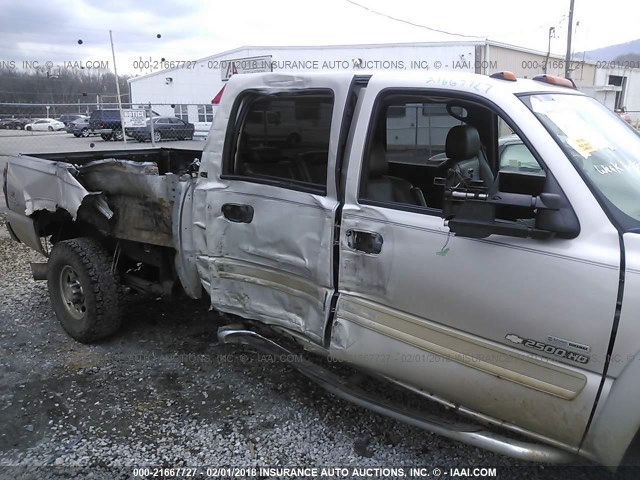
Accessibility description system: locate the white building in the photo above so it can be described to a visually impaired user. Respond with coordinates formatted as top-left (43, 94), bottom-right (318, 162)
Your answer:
top-left (128, 40), bottom-right (640, 127)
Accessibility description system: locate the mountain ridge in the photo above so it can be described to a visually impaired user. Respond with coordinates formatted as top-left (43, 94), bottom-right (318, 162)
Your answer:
top-left (582, 39), bottom-right (640, 61)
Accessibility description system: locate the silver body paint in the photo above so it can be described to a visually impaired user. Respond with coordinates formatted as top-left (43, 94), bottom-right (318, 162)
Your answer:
top-left (4, 71), bottom-right (639, 467)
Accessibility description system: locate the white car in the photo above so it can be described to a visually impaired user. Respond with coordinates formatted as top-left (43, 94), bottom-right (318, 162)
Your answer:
top-left (25, 118), bottom-right (65, 132)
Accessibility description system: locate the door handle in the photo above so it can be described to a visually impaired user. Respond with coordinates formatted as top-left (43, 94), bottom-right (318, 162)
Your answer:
top-left (345, 230), bottom-right (383, 254)
top-left (222, 203), bottom-right (254, 223)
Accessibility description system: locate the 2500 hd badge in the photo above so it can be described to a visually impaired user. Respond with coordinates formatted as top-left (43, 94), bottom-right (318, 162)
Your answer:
top-left (505, 334), bottom-right (590, 364)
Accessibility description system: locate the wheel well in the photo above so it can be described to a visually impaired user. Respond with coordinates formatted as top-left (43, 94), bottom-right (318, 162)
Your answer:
top-left (33, 209), bottom-right (101, 244)
top-left (33, 208), bottom-right (179, 295)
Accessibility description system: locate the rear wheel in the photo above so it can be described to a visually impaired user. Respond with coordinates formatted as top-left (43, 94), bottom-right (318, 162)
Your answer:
top-left (26, 126), bottom-right (32, 131)
top-left (48, 126), bottom-right (53, 131)
top-left (80, 128), bottom-right (90, 137)
top-left (47, 238), bottom-right (122, 343)
top-left (113, 128), bottom-right (123, 141)
top-left (153, 131), bottom-right (161, 143)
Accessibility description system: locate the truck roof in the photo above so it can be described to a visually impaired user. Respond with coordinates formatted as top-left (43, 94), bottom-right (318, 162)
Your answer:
top-left (225, 70), bottom-right (582, 98)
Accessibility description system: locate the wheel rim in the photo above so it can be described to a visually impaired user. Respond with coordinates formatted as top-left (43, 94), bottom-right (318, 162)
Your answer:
top-left (154, 131), bottom-right (161, 142)
top-left (114, 130), bottom-right (123, 140)
top-left (59, 265), bottom-right (86, 321)
top-left (81, 128), bottom-right (89, 137)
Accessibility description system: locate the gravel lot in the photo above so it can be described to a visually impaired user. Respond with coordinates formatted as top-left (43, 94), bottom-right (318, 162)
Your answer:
top-left (0, 215), bottom-right (628, 477)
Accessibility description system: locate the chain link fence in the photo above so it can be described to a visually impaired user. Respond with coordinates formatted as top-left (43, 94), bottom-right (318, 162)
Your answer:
top-left (0, 103), bottom-right (215, 156)
top-left (2, 102), bottom-right (638, 158)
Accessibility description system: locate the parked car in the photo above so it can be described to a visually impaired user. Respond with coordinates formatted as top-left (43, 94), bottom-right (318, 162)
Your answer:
top-left (497, 134), bottom-right (543, 173)
top-left (58, 114), bottom-right (87, 127)
top-left (25, 118), bottom-right (65, 131)
top-left (615, 107), bottom-right (632, 124)
top-left (89, 109), bottom-right (160, 141)
top-left (65, 117), bottom-right (93, 137)
top-left (125, 116), bottom-right (195, 142)
top-left (0, 118), bottom-right (30, 130)
top-left (6, 71), bottom-right (640, 470)
top-left (88, 109), bottom-right (124, 141)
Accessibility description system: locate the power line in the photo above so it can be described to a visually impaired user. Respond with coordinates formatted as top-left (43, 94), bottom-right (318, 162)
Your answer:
top-left (345, 1), bottom-right (573, 49)
top-left (345, 0), bottom-right (486, 39)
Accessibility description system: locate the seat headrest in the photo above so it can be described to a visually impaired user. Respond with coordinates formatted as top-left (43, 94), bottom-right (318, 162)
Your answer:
top-left (446, 125), bottom-right (481, 160)
top-left (368, 144), bottom-right (388, 177)
top-left (247, 146), bottom-right (282, 163)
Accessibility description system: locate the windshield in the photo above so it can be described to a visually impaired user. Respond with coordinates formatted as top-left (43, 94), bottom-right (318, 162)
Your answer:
top-left (524, 93), bottom-right (640, 230)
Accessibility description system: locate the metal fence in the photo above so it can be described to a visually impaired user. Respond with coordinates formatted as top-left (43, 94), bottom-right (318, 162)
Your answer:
top-left (0, 103), bottom-right (214, 156)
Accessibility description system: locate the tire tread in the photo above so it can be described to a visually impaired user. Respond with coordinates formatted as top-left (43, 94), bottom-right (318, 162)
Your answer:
top-left (47, 238), bottom-right (122, 342)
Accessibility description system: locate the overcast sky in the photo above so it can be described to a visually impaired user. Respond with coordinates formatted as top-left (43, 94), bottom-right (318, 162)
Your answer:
top-left (1, 0), bottom-right (638, 76)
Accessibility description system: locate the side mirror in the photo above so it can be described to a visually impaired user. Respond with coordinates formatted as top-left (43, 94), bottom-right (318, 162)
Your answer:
top-left (440, 171), bottom-right (580, 240)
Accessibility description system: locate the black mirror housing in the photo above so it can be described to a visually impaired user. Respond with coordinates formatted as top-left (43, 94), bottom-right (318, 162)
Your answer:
top-left (441, 170), bottom-right (580, 240)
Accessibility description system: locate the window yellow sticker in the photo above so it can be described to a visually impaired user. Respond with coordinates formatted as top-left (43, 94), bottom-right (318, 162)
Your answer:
top-left (569, 138), bottom-right (597, 157)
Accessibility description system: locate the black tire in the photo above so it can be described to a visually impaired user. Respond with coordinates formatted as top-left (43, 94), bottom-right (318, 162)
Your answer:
top-left (26, 126), bottom-right (32, 131)
top-left (48, 126), bottom-right (53, 131)
top-left (113, 128), bottom-right (123, 141)
top-left (100, 133), bottom-right (112, 141)
top-left (80, 128), bottom-right (90, 137)
top-left (47, 238), bottom-right (122, 343)
top-left (73, 133), bottom-right (81, 137)
top-left (153, 130), bottom-right (161, 143)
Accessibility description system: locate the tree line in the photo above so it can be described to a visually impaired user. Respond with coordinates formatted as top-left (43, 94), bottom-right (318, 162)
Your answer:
top-left (0, 68), bottom-right (132, 115)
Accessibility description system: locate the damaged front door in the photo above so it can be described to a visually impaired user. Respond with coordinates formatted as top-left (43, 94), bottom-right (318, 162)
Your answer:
top-left (194, 74), bottom-right (355, 343)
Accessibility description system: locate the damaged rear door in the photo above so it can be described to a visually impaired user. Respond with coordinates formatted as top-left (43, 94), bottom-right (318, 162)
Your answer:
top-left (194, 73), bottom-right (355, 343)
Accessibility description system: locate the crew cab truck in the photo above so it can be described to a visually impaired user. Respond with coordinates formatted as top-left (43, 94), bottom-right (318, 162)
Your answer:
top-left (4, 71), bottom-right (640, 469)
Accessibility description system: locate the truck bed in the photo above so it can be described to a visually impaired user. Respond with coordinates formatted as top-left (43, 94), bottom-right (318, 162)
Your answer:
top-left (4, 148), bottom-right (200, 250)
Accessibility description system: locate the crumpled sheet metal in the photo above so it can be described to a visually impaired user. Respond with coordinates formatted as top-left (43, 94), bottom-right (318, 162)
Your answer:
top-left (7, 157), bottom-right (84, 218)
top-left (78, 159), bottom-right (171, 202)
top-left (6, 156), bottom-right (111, 220)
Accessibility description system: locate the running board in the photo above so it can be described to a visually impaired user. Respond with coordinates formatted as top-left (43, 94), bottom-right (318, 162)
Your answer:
top-left (218, 327), bottom-right (577, 464)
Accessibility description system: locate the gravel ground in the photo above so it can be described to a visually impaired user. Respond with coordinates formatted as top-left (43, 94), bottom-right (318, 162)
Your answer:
top-left (0, 212), bottom-right (628, 480)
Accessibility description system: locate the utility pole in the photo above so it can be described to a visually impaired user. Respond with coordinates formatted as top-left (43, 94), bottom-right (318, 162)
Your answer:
top-left (564, 0), bottom-right (575, 78)
top-left (544, 27), bottom-right (555, 74)
top-left (109, 30), bottom-right (127, 144)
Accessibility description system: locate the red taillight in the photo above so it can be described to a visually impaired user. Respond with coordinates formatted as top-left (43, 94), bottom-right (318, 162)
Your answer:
top-left (211, 85), bottom-right (226, 105)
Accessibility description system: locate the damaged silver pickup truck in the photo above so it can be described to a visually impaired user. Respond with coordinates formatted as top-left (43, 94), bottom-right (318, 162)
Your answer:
top-left (4, 71), bottom-right (640, 468)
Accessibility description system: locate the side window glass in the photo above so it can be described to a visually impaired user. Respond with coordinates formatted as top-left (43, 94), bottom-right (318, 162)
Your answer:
top-left (497, 118), bottom-right (543, 174)
top-left (226, 92), bottom-right (334, 192)
top-left (360, 96), bottom-right (472, 212)
top-left (386, 103), bottom-right (463, 163)
top-left (359, 94), bottom-right (548, 220)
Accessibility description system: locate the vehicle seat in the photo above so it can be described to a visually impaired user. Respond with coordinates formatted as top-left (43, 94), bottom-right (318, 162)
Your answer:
top-left (363, 144), bottom-right (427, 206)
top-left (445, 125), bottom-right (493, 185)
top-left (241, 146), bottom-right (301, 180)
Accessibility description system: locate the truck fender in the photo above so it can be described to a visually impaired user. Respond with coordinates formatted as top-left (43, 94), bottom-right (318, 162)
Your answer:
top-left (581, 349), bottom-right (640, 466)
